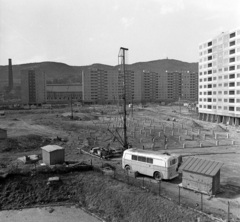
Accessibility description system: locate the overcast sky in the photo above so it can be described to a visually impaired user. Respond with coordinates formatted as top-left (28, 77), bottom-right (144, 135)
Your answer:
top-left (0, 0), bottom-right (239, 66)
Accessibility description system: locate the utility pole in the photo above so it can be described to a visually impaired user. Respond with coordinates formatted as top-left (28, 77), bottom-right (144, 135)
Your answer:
top-left (118, 47), bottom-right (128, 149)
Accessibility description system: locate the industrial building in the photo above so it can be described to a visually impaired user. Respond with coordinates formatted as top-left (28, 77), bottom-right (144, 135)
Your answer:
top-left (46, 84), bottom-right (82, 102)
top-left (21, 69), bottom-right (46, 105)
top-left (82, 67), bottom-right (198, 104)
top-left (198, 27), bottom-right (240, 125)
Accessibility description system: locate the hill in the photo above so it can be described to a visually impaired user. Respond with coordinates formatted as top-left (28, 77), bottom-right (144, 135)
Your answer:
top-left (0, 59), bottom-right (198, 85)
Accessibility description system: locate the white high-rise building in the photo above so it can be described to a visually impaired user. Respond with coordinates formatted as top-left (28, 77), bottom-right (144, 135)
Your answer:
top-left (198, 27), bottom-right (240, 125)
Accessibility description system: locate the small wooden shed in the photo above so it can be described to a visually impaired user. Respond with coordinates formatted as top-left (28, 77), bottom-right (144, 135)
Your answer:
top-left (179, 157), bottom-right (223, 195)
top-left (41, 145), bottom-right (65, 165)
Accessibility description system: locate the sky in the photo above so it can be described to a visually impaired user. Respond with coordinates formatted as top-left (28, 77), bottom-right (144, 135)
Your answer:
top-left (0, 0), bottom-right (240, 66)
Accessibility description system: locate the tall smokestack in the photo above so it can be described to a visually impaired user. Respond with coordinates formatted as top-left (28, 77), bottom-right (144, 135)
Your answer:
top-left (8, 59), bottom-right (13, 91)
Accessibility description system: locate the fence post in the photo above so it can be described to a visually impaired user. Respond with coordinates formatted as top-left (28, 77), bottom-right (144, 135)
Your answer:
top-left (227, 201), bottom-right (230, 222)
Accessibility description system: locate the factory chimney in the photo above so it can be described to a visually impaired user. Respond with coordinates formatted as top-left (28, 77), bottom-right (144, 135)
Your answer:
top-left (8, 59), bottom-right (13, 91)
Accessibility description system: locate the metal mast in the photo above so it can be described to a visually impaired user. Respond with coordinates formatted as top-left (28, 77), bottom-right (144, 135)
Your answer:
top-left (118, 47), bottom-right (128, 149)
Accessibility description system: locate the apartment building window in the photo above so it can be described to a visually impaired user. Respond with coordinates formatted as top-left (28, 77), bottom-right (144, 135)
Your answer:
top-left (204, 92), bottom-right (207, 95)
top-left (204, 105), bottom-right (206, 108)
top-left (229, 90), bottom-right (235, 95)
top-left (218, 76), bottom-right (222, 80)
top-left (208, 63), bottom-right (212, 67)
top-left (213, 91), bottom-right (216, 95)
top-left (208, 77), bottom-right (212, 81)
top-left (208, 91), bottom-right (212, 95)
top-left (208, 41), bottom-right (212, 46)
top-left (199, 105), bottom-right (202, 108)
top-left (208, 49), bottom-right (212, 53)
top-left (237, 107), bottom-right (240, 111)
top-left (208, 70), bottom-right (212, 74)
top-left (230, 57), bottom-right (235, 63)
top-left (229, 82), bottom-right (235, 87)
top-left (237, 90), bottom-right (240, 94)
top-left (207, 98), bottom-right (212, 102)
top-left (224, 106), bottom-right (228, 110)
top-left (224, 83), bottom-right (228, 87)
top-left (218, 91), bottom-right (222, 94)
top-left (218, 106), bottom-right (222, 109)
top-left (218, 83), bottom-right (222, 87)
top-left (230, 49), bottom-right (235, 54)
top-left (218, 98), bottom-right (222, 102)
top-left (224, 67), bottom-right (228, 71)
top-left (229, 107), bottom-right (234, 111)
top-left (208, 56), bottom-right (212, 60)
top-left (230, 32), bottom-right (236, 38)
top-left (229, 99), bottom-right (235, 103)
top-left (229, 74), bottom-right (235, 79)
top-left (230, 41), bottom-right (235, 46)
top-left (213, 106), bottom-right (216, 109)
top-left (237, 99), bottom-right (240, 103)
top-left (224, 75), bottom-right (228, 79)
top-left (224, 99), bottom-right (228, 102)
top-left (237, 82), bottom-right (240, 86)
top-left (224, 91), bottom-right (228, 95)
top-left (213, 77), bottom-right (217, 80)
top-left (213, 99), bottom-right (216, 102)
top-left (207, 105), bottom-right (212, 109)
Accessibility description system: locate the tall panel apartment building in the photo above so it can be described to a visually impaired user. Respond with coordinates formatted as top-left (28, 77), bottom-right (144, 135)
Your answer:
top-left (82, 68), bottom-right (198, 104)
top-left (82, 68), bottom-right (119, 104)
top-left (198, 27), bottom-right (240, 125)
top-left (82, 68), bottom-right (142, 104)
top-left (21, 69), bottom-right (46, 105)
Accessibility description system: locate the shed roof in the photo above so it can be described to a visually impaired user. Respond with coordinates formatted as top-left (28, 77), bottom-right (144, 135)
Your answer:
top-left (179, 157), bottom-right (223, 176)
top-left (41, 145), bottom-right (64, 153)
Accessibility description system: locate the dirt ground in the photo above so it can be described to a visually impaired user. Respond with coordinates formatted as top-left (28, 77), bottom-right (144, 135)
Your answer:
top-left (0, 104), bottom-right (240, 221)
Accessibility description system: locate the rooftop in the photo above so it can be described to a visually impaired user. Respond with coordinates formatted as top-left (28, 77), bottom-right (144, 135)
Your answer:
top-left (179, 157), bottom-right (223, 176)
top-left (41, 145), bottom-right (64, 152)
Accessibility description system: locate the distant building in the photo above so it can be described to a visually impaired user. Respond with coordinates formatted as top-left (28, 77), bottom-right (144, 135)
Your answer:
top-left (82, 67), bottom-right (198, 104)
top-left (21, 69), bottom-right (46, 105)
top-left (198, 26), bottom-right (240, 125)
top-left (46, 84), bottom-right (82, 102)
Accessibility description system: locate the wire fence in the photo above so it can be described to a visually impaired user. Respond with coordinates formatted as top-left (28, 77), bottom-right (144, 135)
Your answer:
top-left (88, 159), bottom-right (233, 222)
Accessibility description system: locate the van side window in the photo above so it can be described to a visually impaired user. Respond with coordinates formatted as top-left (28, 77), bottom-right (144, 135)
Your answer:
top-left (132, 155), bottom-right (137, 160)
top-left (147, 158), bottom-right (153, 164)
top-left (138, 156), bottom-right (146, 162)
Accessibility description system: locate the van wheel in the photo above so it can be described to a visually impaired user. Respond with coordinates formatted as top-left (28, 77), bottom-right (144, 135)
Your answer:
top-left (125, 165), bottom-right (130, 171)
top-left (154, 171), bottom-right (162, 181)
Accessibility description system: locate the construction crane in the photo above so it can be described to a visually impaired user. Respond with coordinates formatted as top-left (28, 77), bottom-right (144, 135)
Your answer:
top-left (118, 47), bottom-right (129, 149)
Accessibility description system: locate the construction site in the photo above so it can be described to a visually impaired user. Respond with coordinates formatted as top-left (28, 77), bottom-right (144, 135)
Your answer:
top-left (0, 103), bottom-right (240, 222)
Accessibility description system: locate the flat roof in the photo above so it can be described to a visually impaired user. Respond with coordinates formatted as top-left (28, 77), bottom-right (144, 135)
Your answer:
top-left (179, 157), bottom-right (223, 176)
top-left (41, 145), bottom-right (64, 152)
